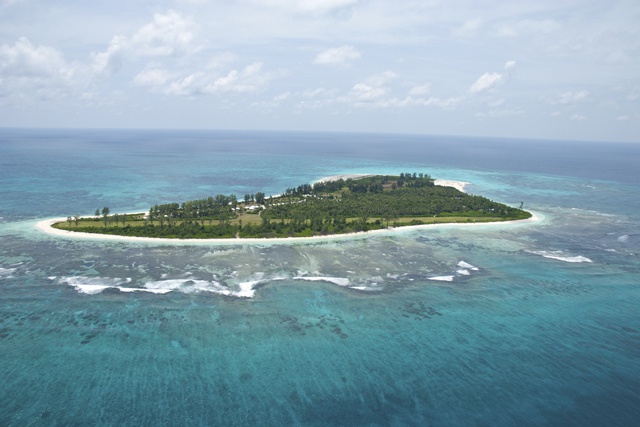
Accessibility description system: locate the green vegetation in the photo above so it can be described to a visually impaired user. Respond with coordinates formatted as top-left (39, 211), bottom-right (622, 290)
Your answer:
top-left (52, 173), bottom-right (532, 239)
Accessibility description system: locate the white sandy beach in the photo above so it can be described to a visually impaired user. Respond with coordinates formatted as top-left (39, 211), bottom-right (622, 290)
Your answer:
top-left (34, 176), bottom-right (539, 245)
top-left (36, 212), bottom-right (542, 245)
top-left (434, 179), bottom-right (469, 192)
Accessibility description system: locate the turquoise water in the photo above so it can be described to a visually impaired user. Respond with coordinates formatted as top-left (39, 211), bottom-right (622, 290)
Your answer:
top-left (1, 129), bottom-right (639, 425)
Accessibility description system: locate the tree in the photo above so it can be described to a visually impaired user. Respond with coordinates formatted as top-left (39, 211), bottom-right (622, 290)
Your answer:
top-left (74, 215), bottom-right (80, 228)
top-left (255, 192), bottom-right (265, 204)
top-left (101, 207), bottom-right (110, 227)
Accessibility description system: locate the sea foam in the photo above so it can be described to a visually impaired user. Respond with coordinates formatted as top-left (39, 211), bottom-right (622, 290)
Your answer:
top-left (457, 261), bottom-right (479, 270)
top-left (428, 275), bottom-right (455, 282)
top-left (143, 279), bottom-right (256, 298)
top-left (293, 276), bottom-right (351, 287)
top-left (529, 251), bottom-right (593, 263)
top-left (0, 267), bottom-right (16, 277)
top-left (54, 276), bottom-right (257, 298)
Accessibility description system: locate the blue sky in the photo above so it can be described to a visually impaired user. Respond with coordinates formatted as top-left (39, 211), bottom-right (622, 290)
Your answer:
top-left (1, 0), bottom-right (638, 142)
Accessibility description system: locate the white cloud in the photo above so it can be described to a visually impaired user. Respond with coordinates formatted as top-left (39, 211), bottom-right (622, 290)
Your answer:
top-left (365, 71), bottom-right (397, 86)
top-left (348, 83), bottom-right (386, 102)
top-left (160, 62), bottom-right (273, 97)
top-left (547, 90), bottom-right (589, 105)
top-left (570, 113), bottom-right (586, 121)
top-left (248, 0), bottom-right (358, 15)
top-left (340, 71), bottom-right (398, 106)
top-left (453, 19), bottom-right (483, 38)
top-left (335, 70), bottom-right (464, 110)
top-left (314, 45), bottom-right (361, 66)
top-left (91, 35), bottom-right (127, 75)
top-left (252, 91), bottom-right (292, 111)
top-left (409, 84), bottom-right (430, 96)
top-left (133, 67), bottom-right (173, 87)
top-left (493, 19), bottom-right (559, 38)
top-left (164, 71), bottom-right (206, 96)
top-left (616, 115), bottom-right (629, 121)
top-left (131, 10), bottom-right (200, 57)
top-left (0, 37), bottom-right (84, 101)
top-left (1, 1), bottom-right (639, 141)
top-left (0, 37), bottom-right (69, 78)
top-left (90, 10), bottom-right (200, 76)
top-left (475, 108), bottom-right (524, 118)
top-left (470, 72), bottom-right (502, 94)
top-left (303, 87), bottom-right (336, 98)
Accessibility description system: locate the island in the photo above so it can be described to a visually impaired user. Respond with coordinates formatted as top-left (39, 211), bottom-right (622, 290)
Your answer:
top-left (51, 173), bottom-right (531, 239)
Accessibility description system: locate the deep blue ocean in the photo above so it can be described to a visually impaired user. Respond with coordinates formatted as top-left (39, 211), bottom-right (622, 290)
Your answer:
top-left (1, 129), bottom-right (639, 426)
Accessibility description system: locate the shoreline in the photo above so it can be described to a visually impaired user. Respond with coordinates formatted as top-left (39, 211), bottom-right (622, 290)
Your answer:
top-left (35, 212), bottom-right (542, 245)
top-left (34, 176), bottom-right (534, 245)
top-left (316, 175), bottom-right (469, 193)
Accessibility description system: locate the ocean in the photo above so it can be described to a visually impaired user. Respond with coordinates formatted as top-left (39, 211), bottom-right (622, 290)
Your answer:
top-left (0, 129), bottom-right (638, 426)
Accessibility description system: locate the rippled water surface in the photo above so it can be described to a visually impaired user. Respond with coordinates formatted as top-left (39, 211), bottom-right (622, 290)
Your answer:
top-left (1, 130), bottom-right (639, 425)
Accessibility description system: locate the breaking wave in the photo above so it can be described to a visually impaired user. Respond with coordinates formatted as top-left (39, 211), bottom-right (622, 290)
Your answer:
top-left (528, 251), bottom-right (593, 263)
top-left (52, 276), bottom-right (258, 298)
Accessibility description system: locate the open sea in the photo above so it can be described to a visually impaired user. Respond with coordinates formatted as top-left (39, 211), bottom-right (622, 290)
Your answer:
top-left (0, 129), bottom-right (639, 426)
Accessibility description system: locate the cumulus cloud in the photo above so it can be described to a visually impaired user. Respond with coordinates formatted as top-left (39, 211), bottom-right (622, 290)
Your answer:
top-left (341, 71), bottom-right (397, 105)
top-left (91, 35), bottom-right (127, 75)
top-left (91, 10), bottom-right (200, 76)
top-left (0, 37), bottom-right (84, 101)
top-left (470, 72), bottom-right (502, 94)
top-left (133, 67), bottom-right (173, 87)
top-left (504, 60), bottom-right (516, 70)
top-left (314, 45), bottom-right (361, 66)
top-left (570, 113), bottom-right (586, 121)
top-left (0, 37), bottom-right (69, 77)
top-left (131, 10), bottom-right (200, 57)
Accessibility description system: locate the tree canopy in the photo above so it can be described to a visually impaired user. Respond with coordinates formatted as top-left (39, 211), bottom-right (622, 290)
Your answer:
top-left (56, 174), bottom-right (531, 239)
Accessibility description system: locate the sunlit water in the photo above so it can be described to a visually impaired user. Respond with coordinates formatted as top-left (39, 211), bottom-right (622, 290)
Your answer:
top-left (1, 129), bottom-right (639, 425)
